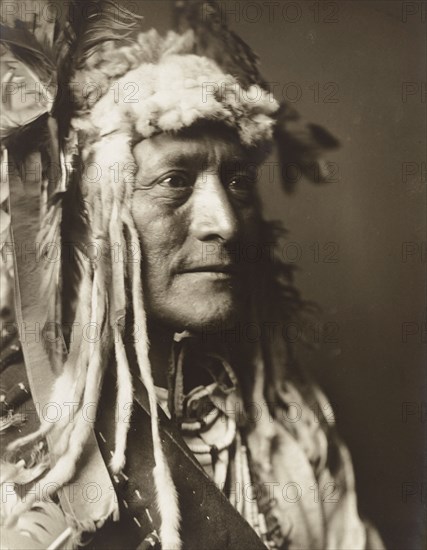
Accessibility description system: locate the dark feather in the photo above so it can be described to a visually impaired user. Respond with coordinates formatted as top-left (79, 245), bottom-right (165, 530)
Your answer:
top-left (274, 101), bottom-right (340, 192)
top-left (173, 0), bottom-right (263, 88)
top-left (61, 0), bottom-right (141, 68)
top-left (51, 0), bottom-right (141, 133)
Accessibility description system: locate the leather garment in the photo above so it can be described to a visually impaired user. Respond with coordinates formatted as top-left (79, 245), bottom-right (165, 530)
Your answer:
top-left (85, 368), bottom-right (268, 550)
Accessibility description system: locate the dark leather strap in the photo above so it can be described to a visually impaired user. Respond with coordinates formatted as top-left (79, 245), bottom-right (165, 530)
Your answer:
top-left (89, 370), bottom-right (267, 550)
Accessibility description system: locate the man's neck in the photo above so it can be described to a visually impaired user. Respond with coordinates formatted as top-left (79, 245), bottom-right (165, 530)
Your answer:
top-left (144, 318), bottom-right (248, 390)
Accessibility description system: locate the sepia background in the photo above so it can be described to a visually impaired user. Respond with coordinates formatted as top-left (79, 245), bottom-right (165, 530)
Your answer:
top-left (130, 1), bottom-right (426, 548)
top-left (1, 0), bottom-right (423, 548)
top-left (132, 1), bottom-right (426, 548)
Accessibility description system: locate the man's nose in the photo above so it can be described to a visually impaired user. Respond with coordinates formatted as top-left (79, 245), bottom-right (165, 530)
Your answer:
top-left (190, 174), bottom-right (239, 242)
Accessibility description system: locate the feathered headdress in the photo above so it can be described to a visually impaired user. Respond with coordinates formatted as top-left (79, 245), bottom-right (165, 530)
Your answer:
top-left (173, 0), bottom-right (340, 192)
top-left (0, 2), bottom-right (338, 548)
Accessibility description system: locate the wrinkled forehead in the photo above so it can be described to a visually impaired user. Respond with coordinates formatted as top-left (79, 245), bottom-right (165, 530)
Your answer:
top-left (132, 121), bottom-right (270, 174)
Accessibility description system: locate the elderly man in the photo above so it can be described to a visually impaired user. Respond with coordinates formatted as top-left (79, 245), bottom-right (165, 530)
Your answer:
top-left (0, 1), bottom-right (384, 549)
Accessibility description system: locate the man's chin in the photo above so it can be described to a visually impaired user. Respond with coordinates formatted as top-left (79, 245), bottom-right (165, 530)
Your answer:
top-left (182, 308), bottom-right (238, 334)
top-left (151, 294), bottom-right (240, 334)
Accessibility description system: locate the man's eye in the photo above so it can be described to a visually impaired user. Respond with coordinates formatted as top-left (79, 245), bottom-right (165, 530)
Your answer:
top-left (158, 173), bottom-right (191, 189)
top-left (227, 175), bottom-right (257, 194)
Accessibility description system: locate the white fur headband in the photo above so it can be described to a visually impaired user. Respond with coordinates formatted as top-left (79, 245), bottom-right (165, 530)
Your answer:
top-left (72, 30), bottom-right (279, 147)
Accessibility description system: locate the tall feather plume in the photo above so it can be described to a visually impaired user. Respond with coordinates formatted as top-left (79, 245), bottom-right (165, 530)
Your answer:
top-left (66, 0), bottom-right (141, 68)
top-left (173, 0), bottom-right (340, 192)
top-left (1, 1), bottom-right (142, 356)
top-left (1, 5), bottom-right (140, 533)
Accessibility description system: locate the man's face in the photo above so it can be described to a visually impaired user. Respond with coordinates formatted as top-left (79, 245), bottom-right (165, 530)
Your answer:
top-left (131, 125), bottom-right (262, 332)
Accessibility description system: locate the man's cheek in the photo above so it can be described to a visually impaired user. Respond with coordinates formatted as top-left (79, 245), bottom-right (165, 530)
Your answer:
top-left (240, 208), bottom-right (260, 236)
top-left (237, 217), bottom-right (262, 262)
top-left (139, 218), bottom-right (176, 263)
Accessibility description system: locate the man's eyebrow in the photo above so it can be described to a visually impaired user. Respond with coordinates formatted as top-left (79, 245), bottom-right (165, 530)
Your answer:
top-left (157, 151), bottom-right (207, 167)
top-left (138, 151), bottom-right (204, 180)
top-left (142, 150), bottom-right (257, 176)
top-left (221, 156), bottom-right (258, 169)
